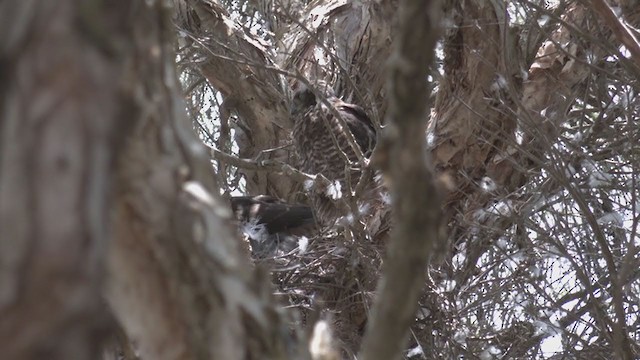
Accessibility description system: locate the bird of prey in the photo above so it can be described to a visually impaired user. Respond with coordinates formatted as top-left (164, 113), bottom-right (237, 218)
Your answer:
top-left (290, 82), bottom-right (378, 226)
top-left (231, 195), bottom-right (315, 256)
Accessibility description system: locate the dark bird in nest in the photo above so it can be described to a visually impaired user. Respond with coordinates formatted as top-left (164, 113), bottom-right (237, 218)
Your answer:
top-left (231, 195), bottom-right (316, 256)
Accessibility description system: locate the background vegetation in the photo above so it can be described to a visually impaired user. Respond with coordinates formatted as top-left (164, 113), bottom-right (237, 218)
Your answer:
top-left (1, 0), bottom-right (639, 359)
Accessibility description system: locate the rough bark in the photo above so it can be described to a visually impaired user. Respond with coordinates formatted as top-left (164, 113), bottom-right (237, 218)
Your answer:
top-left (0, 0), bottom-right (135, 358)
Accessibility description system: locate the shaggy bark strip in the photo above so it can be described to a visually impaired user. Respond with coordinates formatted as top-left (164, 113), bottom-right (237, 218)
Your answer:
top-left (359, 1), bottom-right (442, 360)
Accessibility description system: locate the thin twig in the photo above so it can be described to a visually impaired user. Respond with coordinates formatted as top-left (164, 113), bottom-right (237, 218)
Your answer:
top-left (210, 147), bottom-right (315, 184)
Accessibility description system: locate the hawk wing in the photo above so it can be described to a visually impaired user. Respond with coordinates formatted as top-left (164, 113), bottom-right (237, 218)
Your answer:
top-left (334, 100), bottom-right (377, 158)
top-left (231, 195), bottom-right (315, 235)
top-left (231, 195), bottom-right (316, 257)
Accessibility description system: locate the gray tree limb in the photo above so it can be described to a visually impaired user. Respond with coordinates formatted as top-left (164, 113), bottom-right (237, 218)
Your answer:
top-left (359, 1), bottom-right (442, 359)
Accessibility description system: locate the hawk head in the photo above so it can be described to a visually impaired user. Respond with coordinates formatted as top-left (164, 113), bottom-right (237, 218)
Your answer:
top-left (290, 81), bottom-right (336, 116)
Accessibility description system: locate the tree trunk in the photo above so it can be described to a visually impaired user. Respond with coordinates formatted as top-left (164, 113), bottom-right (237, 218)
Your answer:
top-left (0, 1), bottom-right (135, 358)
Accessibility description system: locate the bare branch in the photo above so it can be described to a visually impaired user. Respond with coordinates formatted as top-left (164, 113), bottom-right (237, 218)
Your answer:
top-left (210, 147), bottom-right (315, 184)
top-left (359, 0), bottom-right (442, 359)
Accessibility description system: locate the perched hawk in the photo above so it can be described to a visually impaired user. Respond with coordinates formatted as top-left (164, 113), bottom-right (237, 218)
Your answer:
top-left (231, 195), bottom-right (315, 256)
top-left (290, 82), bottom-right (378, 226)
